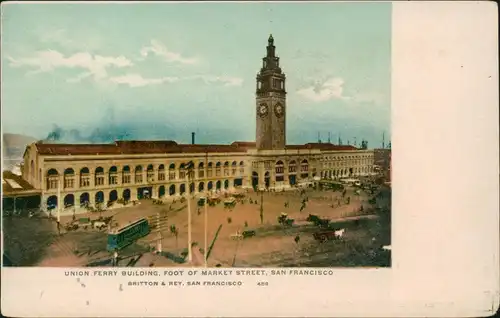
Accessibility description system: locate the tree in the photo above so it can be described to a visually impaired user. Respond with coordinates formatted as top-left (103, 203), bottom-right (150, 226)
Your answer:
top-left (259, 190), bottom-right (264, 224)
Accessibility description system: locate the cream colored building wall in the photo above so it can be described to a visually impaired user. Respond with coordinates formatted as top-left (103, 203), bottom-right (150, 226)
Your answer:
top-left (22, 143), bottom-right (42, 188)
top-left (319, 149), bottom-right (376, 178)
top-left (37, 152), bottom-right (249, 205)
top-left (22, 145), bottom-right (376, 210)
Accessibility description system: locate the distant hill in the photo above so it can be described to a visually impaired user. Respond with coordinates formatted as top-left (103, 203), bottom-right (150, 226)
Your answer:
top-left (3, 133), bottom-right (38, 149)
top-left (2, 133), bottom-right (38, 161)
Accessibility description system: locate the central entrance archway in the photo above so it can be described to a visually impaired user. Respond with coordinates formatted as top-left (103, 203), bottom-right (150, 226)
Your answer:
top-left (264, 171), bottom-right (270, 188)
top-left (138, 187), bottom-right (152, 199)
top-left (109, 190), bottom-right (118, 203)
top-left (159, 185), bottom-right (166, 198)
top-left (123, 189), bottom-right (131, 201)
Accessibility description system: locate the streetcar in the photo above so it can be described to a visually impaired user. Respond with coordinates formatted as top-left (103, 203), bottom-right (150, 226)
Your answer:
top-left (106, 218), bottom-right (150, 252)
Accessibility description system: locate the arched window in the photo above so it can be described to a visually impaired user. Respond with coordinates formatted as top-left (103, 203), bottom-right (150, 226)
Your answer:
top-left (207, 162), bottom-right (213, 178)
top-left (198, 162), bottom-right (205, 178)
top-left (46, 169), bottom-right (59, 190)
top-left (95, 167), bottom-right (105, 186)
top-left (63, 168), bottom-right (75, 188)
top-left (215, 162), bottom-right (221, 177)
top-left (169, 163), bottom-right (176, 180)
top-left (109, 166), bottom-right (118, 185)
top-left (158, 164), bottom-right (165, 181)
top-left (122, 166), bottom-right (131, 184)
top-left (80, 167), bottom-right (90, 187)
top-left (135, 165), bottom-right (143, 183)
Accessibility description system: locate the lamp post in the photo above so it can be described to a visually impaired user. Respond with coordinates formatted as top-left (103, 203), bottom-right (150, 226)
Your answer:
top-left (57, 177), bottom-right (61, 235)
top-left (260, 187), bottom-right (264, 224)
top-left (204, 152), bottom-right (209, 267)
top-left (186, 161), bottom-right (194, 264)
top-left (256, 159), bottom-right (266, 225)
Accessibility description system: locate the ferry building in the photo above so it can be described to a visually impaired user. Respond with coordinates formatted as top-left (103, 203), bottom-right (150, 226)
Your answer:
top-left (20, 35), bottom-right (376, 214)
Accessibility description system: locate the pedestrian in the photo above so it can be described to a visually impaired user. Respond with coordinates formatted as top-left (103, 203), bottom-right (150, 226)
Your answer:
top-left (113, 250), bottom-right (118, 267)
top-left (294, 235), bottom-right (300, 244)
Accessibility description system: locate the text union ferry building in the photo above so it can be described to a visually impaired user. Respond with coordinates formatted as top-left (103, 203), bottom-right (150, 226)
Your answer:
top-left (21, 35), bottom-right (376, 213)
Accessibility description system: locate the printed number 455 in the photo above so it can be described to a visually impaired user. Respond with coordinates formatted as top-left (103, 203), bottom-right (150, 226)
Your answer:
top-left (257, 281), bottom-right (269, 286)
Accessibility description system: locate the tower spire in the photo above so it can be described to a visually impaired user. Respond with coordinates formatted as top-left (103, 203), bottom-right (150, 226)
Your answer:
top-left (255, 34), bottom-right (286, 151)
top-left (266, 34), bottom-right (276, 58)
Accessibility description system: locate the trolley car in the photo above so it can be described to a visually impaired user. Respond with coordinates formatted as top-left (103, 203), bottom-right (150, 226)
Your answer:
top-left (106, 218), bottom-right (150, 252)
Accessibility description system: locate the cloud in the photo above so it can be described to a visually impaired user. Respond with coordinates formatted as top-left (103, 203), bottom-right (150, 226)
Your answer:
top-left (7, 49), bottom-right (242, 88)
top-left (297, 77), bottom-right (351, 102)
top-left (140, 39), bottom-right (198, 65)
top-left (108, 74), bottom-right (180, 87)
top-left (187, 75), bottom-right (244, 87)
top-left (7, 50), bottom-right (133, 82)
top-left (109, 73), bottom-right (243, 88)
top-left (36, 28), bottom-right (103, 52)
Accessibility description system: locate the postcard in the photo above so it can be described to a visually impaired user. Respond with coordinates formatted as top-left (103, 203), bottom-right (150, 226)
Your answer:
top-left (1, 1), bottom-right (498, 317)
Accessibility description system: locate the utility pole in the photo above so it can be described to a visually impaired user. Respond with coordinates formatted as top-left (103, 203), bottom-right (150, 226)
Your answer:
top-left (57, 177), bottom-right (61, 234)
top-left (260, 189), bottom-right (264, 224)
top-left (204, 152), bottom-right (209, 267)
top-left (186, 161), bottom-right (194, 263)
top-left (156, 212), bottom-right (162, 253)
top-left (148, 212), bottom-right (168, 254)
top-left (258, 160), bottom-right (265, 224)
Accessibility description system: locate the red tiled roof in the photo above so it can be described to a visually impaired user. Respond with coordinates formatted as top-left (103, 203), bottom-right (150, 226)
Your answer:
top-left (231, 141), bottom-right (257, 148)
top-left (33, 140), bottom-right (360, 156)
top-left (35, 143), bottom-right (122, 155)
top-left (35, 140), bottom-right (249, 156)
top-left (305, 143), bottom-right (359, 151)
top-left (178, 144), bottom-right (248, 153)
top-left (2, 170), bottom-right (38, 195)
top-left (286, 143), bottom-right (359, 151)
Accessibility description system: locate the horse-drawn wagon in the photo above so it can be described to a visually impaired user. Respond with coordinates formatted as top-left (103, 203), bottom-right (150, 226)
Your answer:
top-left (230, 229), bottom-right (256, 240)
top-left (313, 229), bottom-right (345, 242)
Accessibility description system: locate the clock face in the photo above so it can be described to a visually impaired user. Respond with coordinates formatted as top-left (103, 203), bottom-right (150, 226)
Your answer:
top-left (274, 103), bottom-right (284, 117)
top-left (258, 103), bottom-right (268, 117)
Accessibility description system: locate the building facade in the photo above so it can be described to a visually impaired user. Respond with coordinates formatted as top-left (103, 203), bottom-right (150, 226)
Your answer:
top-left (21, 35), bottom-right (376, 214)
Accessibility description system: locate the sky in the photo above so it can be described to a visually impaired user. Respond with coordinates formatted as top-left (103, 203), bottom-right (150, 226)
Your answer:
top-left (1, 2), bottom-right (391, 147)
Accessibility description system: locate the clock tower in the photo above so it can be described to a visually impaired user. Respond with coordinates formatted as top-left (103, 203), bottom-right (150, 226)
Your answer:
top-left (256, 34), bottom-right (287, 150)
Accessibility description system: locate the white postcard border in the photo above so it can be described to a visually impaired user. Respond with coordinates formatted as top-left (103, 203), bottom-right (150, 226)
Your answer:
top-left (1, 1), bottom-right (499, 317)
